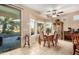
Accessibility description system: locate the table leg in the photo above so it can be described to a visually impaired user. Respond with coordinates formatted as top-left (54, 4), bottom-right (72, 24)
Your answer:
top-left (47, 37), bottom-right (50, 48)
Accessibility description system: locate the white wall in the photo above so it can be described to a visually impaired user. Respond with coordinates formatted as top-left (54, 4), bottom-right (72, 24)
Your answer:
top-left (60, 11), bottom-right (79, 31)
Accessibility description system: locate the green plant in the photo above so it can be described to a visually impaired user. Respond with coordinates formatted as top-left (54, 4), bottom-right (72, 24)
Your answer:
top-left (0, 16), bottom-right (19, 34)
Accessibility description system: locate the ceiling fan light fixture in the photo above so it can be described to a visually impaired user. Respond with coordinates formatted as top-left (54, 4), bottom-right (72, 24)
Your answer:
top-left (45, 9), bottom-right (64, 18)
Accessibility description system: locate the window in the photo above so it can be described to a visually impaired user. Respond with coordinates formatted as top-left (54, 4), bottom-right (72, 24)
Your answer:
top-left (73, 15), bottom-right (79, 20)
top-left (37, 23), bottom-right (44, 34)
top-left (30, 18), bottom-right (35, 35)
top-left (0, 5), bottom-right (21, 53)
top-left (45, 22), bottom-right (52, 33)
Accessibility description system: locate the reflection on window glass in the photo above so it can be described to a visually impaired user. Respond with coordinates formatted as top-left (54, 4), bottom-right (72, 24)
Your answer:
top-left (0, 17), bottom-right (20, 34)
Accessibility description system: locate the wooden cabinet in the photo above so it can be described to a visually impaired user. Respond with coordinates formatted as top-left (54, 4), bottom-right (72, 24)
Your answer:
top-left (64, 31), bottom-right (72, 41)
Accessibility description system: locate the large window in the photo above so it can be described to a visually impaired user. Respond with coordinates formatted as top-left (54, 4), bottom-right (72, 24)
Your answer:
top-left (45, 22), bottom-right (52, 33)
top-left (0, 5), bottom-right (21, 53)
top-left (37, 22), bottom-right (44, 34)
top-left (30, 18), bottom-right (35, 35)
top-left (74, 15), bottom-right (79, 20)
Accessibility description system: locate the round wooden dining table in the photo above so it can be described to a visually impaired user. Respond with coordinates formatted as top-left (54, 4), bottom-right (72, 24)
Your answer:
top-left (43, 34), bottom-right (54, 48)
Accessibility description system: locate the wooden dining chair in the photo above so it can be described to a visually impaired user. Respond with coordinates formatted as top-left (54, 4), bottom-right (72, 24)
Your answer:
top-left (71, 33), bottom-right (79, 55)
top-left (23, 34), bottom-right (30, 48)
top-left (43, 35), bottom-right (54, 48)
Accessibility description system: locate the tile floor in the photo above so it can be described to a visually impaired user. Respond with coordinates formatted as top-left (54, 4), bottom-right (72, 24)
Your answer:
top-left (0, 40), bottom-right (73, 55)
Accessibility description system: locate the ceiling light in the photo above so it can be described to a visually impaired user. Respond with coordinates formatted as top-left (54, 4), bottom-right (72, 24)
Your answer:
top-left (44, 9), bottom-right (64, 18)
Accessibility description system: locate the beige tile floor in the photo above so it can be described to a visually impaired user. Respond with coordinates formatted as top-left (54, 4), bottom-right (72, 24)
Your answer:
top-left (0, 40), bottom-right (73, 55)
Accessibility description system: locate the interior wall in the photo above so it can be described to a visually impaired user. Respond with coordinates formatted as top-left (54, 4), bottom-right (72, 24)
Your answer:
top-left (60, 11), bottom-right (79, 31)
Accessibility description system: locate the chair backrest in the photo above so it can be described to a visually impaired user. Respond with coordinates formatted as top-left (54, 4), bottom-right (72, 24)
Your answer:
top-left (24, 34), bottom-right (29, 42)
top-left (71, 33), bottom-right (79, 44)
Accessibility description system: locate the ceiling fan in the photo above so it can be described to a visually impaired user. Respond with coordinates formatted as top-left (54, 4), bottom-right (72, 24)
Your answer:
top-left (45, 9), bottom-right (64, 17)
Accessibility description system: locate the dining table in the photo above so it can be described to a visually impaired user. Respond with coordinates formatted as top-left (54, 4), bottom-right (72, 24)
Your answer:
top-left (43, 33), bottom-right (54, 48)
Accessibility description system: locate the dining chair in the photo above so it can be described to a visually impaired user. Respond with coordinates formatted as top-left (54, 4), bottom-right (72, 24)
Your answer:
top-left (43, 35), bottom-right (54, 48)
top-left (23, 34), bottom-right (30, 48)
top-left (71, 33), bottom-right (79, 55)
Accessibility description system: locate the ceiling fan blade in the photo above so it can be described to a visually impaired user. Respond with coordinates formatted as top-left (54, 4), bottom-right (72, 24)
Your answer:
top-left (57, 14), bottom-right (60, 16)
top-left (58, 11), bottom-right (64, 14)
top-left (46, 10), bottom-right (51, 12)
top-left (52, 9), bottom-right (56, 11)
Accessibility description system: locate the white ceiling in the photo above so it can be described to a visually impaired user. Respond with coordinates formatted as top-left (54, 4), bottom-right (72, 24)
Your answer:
top-left (24, 4), bottom-right (79, 14)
